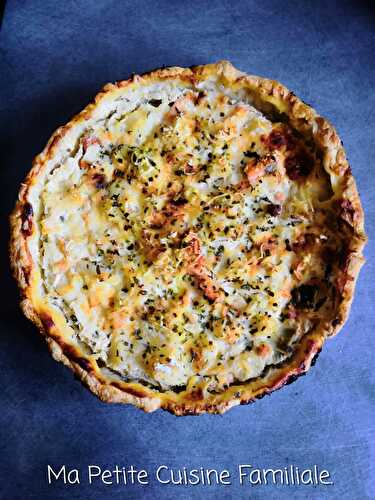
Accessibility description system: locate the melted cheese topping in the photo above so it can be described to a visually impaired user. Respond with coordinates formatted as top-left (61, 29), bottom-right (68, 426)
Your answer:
top-left (36, 76), bottom-right (339, 393)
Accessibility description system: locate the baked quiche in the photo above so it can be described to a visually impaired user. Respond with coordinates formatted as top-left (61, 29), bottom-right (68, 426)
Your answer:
top-left (10, 61), bottom-right (366, 415)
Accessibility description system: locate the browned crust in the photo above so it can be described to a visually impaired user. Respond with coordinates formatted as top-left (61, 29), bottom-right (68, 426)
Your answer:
top-left (9, 61), bottom-right (366, 415)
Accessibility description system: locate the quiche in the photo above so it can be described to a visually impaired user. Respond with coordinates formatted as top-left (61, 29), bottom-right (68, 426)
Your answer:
top-left (10, 61), bottom-right (366, 415)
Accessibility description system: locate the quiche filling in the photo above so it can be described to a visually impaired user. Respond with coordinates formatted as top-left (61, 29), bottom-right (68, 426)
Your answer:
top-left (34, 76), bottom-right (345, 394)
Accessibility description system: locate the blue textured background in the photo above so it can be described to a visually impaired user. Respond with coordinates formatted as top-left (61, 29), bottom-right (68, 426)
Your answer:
top-left (1, 1), bottom-right (374, 499)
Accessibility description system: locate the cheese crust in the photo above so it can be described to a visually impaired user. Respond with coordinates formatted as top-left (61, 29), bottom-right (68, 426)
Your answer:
top-left (10, 61), bottom-right (366, 415)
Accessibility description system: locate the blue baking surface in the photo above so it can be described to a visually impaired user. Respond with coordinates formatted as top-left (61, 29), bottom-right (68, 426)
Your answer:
top-left (0, 1), bottom-right (374, 499)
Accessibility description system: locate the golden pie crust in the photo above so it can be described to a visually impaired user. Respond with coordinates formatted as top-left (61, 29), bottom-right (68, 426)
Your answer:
top-left (10, 61), bottom-right (366, 415)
